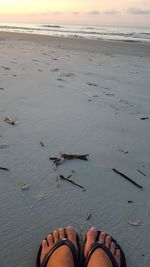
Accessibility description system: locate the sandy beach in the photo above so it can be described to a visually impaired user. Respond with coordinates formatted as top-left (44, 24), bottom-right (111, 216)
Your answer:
top-left (0, 31), bottom-right (150, 267)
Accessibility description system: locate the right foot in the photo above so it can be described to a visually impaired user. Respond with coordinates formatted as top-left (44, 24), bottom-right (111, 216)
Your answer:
top-left (84, 227), bottom-right (121, 267)
top-left (40, 226), bottom-right (78, 267)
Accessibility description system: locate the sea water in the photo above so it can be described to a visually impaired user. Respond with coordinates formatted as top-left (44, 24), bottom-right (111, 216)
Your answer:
top-left (0, 22), bottom-right (150, 42)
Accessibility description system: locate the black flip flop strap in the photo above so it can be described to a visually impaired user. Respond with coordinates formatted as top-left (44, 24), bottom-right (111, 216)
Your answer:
top-left (40, 239), bottom-right (78, 267)
top-left (85, 242), bottom-right (119, 267)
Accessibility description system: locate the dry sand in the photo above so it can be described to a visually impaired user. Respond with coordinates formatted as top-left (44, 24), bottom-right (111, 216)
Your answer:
top-left (0, 31), bottom-right (150, 267)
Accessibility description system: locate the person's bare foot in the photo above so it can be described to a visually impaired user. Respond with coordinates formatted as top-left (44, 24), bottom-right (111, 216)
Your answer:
top-left (84, 227), bottom-right (121, 267)
top-left (40, 226), bottom-right (78, 267)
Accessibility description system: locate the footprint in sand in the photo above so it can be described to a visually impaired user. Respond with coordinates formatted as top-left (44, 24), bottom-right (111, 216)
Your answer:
top-left (60, 73), bottom-right (75, 77)
top-left (1, 66), bottom-right (11, 70)
top-left (119, 99), bottom-right (129, 105)
top-left (32, 59), bottom-right (40, 62)
top-left (0, 144), bottom-right (10, 149)
top-left (87, 82), bottom-right (98, 87)
top-left (57, 78), bottom-right (65, 82)
top-left (51, 68), bottom-right (60, 72)
top-left (103, 92), bottom-right (115, 97)
top-left (93, 95), bottom-right (100, 98)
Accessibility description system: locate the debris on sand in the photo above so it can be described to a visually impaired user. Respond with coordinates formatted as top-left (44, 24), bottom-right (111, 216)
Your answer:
top-left (0, 166), bottom-right (9, 171)
top-left (40, 141), bottom-right (45, 147)
top-left (140, 117), bottom-right (149, 120)
top-left (4, 116), bottom-right (15, 125)
top-left (62, 153), bottom-right (89, 160)
top-left (137, 169), bottom-right (146, 176)
top-left (127, 219), bottom-right (141, 226)
top-left (112, 168), bottom-right (143, 189)
top-left (86, 212), bottom-right (92, 220)
top-left (49, 153), bottom-right (89, 167)
top-left (59, 174), bottom-right (86, 191)
top-left (49, 154), bottom-right (65, 167)
top-left (21, 184), bottom-right (29, 190)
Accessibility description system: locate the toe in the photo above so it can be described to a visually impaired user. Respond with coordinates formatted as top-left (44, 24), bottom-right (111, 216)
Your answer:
top-left (42, 239), bottom-right (48, 250)
top-left (105, 235), bottom-right (111, 248)
top-left (86, 227), bottom-right (98, 244)
top-left (40, 240), bottom-right (48, 263)
top-left (53, 230), bottom-right (59, 243)
top-left (47, 234), bottom-right (54, 247)
top-left (99, 231), bottom-right (107, 244)
top-left (110, 241), bottom-right (116, 255)
top-left (66, 226), bottom-right (77, 244)
top-left (84, 227), bottom-right (98, 256)
top-left (58, 228), bottom-right (66, 239)
top-left (115, 249), bottom-right (121, 266)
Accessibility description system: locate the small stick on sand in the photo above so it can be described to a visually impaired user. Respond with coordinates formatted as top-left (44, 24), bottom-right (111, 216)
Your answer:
top-left (86, 212), bottom-right (92, 221)
top-left (59, 175), bottom-right (86, 191)
top-left (61, 153), bottom-right (89, 160)
top-left (0, 166), bottom-right (9, 171)
top-left (112, 168), bottom-right (143, 189)
top-left (40, 141), bottom-right (45, 147)
top-left (137, 169), bottom-right (146, 176)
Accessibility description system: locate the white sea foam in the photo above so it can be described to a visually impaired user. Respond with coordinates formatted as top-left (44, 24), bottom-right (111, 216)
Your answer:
top-left (0, 22), bottom-right (150, 42)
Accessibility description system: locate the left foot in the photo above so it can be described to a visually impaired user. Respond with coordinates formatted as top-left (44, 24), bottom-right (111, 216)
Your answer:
top-left (84, 227), bottom-right (121, 267)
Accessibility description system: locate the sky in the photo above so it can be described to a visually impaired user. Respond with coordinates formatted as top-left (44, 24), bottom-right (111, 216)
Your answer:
top-left (0, 0), bottom-right (150, 27)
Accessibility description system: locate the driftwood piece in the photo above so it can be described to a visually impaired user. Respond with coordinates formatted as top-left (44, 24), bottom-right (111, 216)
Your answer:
top-left (59, 175), bottom-right (86, 191)
top-left (49, 155), bottom-right (65, 167)
top-left (0, 166), bottom-right (9, 171)
top-left (113, 168), bottom-right (143, 189)
top-left (4, 116), bottom-right (15, 125)
top-left (49, 153), bottom-right (89, 167)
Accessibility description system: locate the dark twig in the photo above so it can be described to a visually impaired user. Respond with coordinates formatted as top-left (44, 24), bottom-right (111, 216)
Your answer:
top-left (113, 168), bottom-right (143, 189)
top-left (61, 153), bottom-right (89, 160)
top-left (40, 141), bottom-right (45, 147)
top-left (0, 166), bottom-right (9, 171)
top-left (140, 117), bottom-right (149, 120)
top-left (86, 212), bottom-right (92, 220)
top-left (137, 169), bottom-right (146, 177)
top-left (59, 175), bottom-right (86, 191)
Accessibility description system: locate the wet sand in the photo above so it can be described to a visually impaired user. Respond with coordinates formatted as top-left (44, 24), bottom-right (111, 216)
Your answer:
top-left (0, 31), bottom-right (150, 267)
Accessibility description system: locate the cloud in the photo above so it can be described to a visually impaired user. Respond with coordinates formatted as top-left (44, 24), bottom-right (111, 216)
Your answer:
top-left (128, 7), bottom-right (150, 15)
top-left (72, 12), bottom-right (79, 15)
top-left (52, 11), bottom-right (62, 15)
top-left (103, 10), bottom-right (119, 15)
top-left (87, 10), bottom-right (100, 15)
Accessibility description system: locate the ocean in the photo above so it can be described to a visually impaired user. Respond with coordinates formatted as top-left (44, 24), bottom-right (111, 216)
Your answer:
top-left (0, 22), bottom-right (150, 42)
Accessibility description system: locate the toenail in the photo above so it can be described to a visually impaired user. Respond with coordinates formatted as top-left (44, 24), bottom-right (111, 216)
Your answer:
top-left (90, 227), bottom-right (97, 231)
top-left (67, 225), bottom-right (73, 230)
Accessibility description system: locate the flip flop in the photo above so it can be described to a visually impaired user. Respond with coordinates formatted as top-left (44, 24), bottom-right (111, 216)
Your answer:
top-left (83, 230), bottom-right (127, 267)
top-left (36, 228), bottom-right (80, 267)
